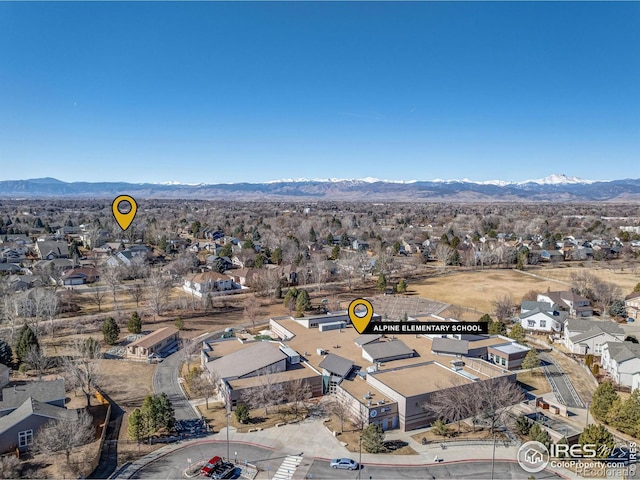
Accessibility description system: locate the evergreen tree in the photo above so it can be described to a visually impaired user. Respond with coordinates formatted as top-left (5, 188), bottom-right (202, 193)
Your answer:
top-left (283, 288), bottom-right (298, 312)
top-left (376, 273), bottom-right (387, 292)
top-left (0, 339), bottom-right (13, 366)
top-left (127, 311), bottom-right (143, 334)
top-left (296, 289), bottom-right (311, 313)
top-left (609, 300), bottom-right (627, 318)
top-left (489, 319), bottom-right (507, 335)
top-left (509, 323), bottom-right (526, 343)
top-left (271, 246), bottom-right (283, 265)
top-left (579, 424), bottom-right (614, 453)
top-left (128, 408), bottom-right (145, 441)
top-left (235, 404), bottom-right (250, 424)
top-left (219, 243), bottom-right (233, 258)
top-left (522, 349), bottom-right (541, 370)
top-left (555, 437), bottom-right (569, 458)
top-left (396, 279), bottom-right (408, 294)
top-left (616, 390), bottom-right (640, 436)
top-left (340, 232), bottom-right (350, 247)
top-left (330, 245), bottom-right (340, 260)
top-left (15, 325), bottom-right (39, 363)
top-left (102, 317), bottom-right (120, 345)
top-left (591, 382), bottom-right (619, 421)
top-left (309, 226), bottom-right (317, 243)
top-left (529, 423), bottom-right (551, 449)
top-left (175, 317), bottom-right (185, 330)
top-left (361, 423), bottom-right (387, 453)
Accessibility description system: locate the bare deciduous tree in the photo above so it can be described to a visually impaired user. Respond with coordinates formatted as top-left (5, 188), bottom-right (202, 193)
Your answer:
top-left (447, 304), bottom-right (465, 321)
top-left (147, 269), bottom-right (171, 318)
top-left (24, 345), bottom-right (52, 380)
top-left (492, 294), bottom-right (516, 322)
top-left (61, 338), bottom-right (102, 407)
top-left (242, 366), bottom-right (284, 415)
top-left (435, 243), bottom-right (453, 270)
top-left (285, 378), bottom-right (312, 419)
top-left (102, 265), bottom-right (122, 311)
top-left (327, 397), bottom-right (352, 433)
top-left (129, 281), bottom-right (145, 309)
top-left (90, 286), bottom-right (106, 313)
top-left (243, 298), bottom-right (260, 330)
top-left (34, 408), bottom-right (95, 465)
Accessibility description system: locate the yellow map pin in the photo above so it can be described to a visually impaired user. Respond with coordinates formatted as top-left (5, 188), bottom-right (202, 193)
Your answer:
top-left (112, 195), bottom-right (137, 231)
top-left (348, 298), bottom-right (374, 334)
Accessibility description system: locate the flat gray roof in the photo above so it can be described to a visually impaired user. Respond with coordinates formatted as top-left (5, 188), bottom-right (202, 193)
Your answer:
top-left (362, 340), bottom-right (414, 361)
top-left (431, 337), bottom-right (469, 355)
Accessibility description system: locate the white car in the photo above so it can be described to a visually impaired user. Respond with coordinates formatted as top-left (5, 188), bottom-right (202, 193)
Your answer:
top-left (330, 458), bottom-right (359, 470)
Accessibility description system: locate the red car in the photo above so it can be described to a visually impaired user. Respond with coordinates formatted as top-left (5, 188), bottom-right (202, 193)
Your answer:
top-left (200, 456), bottom-right (222, 476)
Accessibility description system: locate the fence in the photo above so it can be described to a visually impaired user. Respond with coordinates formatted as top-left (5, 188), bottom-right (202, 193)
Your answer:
top-left (70, 391), bottom-right (112, 477)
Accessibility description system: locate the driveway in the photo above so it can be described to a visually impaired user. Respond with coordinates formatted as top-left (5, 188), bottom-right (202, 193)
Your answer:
top-left (153, 350), bottom-right (198, 421)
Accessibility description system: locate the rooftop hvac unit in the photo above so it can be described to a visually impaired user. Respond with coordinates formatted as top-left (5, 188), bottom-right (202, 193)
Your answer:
top-left (317, 348), bottom-right (327, 356)
top-left (377, 400), bottom-right (385, 405)
top-left (368, 400), bottom-right (372, 406)
top-left (363, 394), bottom-right (371, 400)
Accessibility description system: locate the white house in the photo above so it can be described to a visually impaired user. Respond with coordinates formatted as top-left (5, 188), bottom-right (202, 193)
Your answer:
top-left (601, 341), bottom-right (640, 388)
top-left (538, 291), bottom-right (593, 317)
top-left (625, 292), bottom-right (640, 320)
top-left (563, 318), bottom-right (625, 355)
top-left (519, 301), bottom-right (567, 333)
top-left (183, 271), bottom-right (238, 298)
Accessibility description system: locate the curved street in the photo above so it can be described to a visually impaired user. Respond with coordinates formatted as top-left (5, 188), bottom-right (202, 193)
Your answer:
top-left (128, 440), bottom-right (565, 480)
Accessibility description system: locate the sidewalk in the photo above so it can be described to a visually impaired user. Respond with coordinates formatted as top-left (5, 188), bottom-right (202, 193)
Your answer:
top-left (112, 418), bottom-right (579, 479)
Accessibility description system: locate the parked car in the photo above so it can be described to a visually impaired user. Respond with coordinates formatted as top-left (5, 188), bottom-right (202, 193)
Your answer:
top-left (200, 456), bottom-right (235, 478)
top-left (330, 458), bottom-right (359, 470)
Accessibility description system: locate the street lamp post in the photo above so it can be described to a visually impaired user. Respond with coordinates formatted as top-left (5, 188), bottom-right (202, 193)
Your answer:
top-left (490, 428), bottom-right (497, 480)
top-left (226, 405), bottom-right (231, 461)
top-left (358, 431), bottom-right (362, 480)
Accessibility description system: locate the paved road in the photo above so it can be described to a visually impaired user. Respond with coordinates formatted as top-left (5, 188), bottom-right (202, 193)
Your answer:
top-left (540, 352), bottom-right (584, 409)
top-left (130, 442), bottom-right (292, 479)
top-left (130, 442), bottom-right (564, 480)
top-left (153, 350), bottom-right (198, 421)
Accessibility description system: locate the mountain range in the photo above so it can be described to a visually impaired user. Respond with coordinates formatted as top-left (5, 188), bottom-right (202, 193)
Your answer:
top-left (1, 174), bottom-right (639, 202)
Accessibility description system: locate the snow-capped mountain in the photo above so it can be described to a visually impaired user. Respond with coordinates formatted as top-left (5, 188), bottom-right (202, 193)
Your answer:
top-left (0, 175), bottom-right (638, 202)
top-left (519, 174), bottom-right (595, 185)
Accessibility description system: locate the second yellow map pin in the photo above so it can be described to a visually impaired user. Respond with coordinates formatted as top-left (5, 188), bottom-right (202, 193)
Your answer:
top-left (348, 298), bottom-right (374, 334)
top-left (112, 195), bottom-right (138, 231)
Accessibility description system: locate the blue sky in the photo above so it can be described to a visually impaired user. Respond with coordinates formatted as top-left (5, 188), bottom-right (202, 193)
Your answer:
top-left (1, 2), bottom-right (638, 184)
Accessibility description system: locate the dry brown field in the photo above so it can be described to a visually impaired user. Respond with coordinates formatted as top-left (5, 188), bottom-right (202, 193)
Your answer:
top-left (408, 264), bottom-right (640, 315)
top-left (408, 269), bottom-right (566, 314)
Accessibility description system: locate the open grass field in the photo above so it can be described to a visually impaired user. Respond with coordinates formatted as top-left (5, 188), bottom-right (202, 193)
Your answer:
top-left (536, 264), bottom-right (640, 295)
top-left (408, 264), bottom-right (640, 315)
top-left (408, 269), bottom-right (566, 314)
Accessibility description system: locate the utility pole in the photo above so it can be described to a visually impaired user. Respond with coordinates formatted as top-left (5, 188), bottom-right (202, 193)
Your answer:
top-left (226, 403), bottom-right (231, 461)
top-left (491, 428), bottom-right (496, 480)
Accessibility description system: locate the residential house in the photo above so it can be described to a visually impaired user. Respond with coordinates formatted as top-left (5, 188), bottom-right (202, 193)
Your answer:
top-left (352, 239), bottom-right (369, 252)
top-left (183, 271), bottom-right (238, 298)
top-left (61, 267), bottom-right (100, 286)
top-left (625, 292), bottom-right (640, 320)
top-left (0, 398), bottom-right (80, 453)
top-left (126, 327), bottom-right (179, 360)
top-left (0, 263), bottom-right (22, 275)
top-left (519, 301), bottom-right (567, 333)
top-left (601, 341), bottom-right (640, 388)
top-left (34, 241), bottom-right (69, 260)
top-left (0, 379), bottom-right (66, 415)
top-left (226, 268), bottom-right (259, 287)
top-left (540, 250), bottom-right (564, 262)
top-left (206, 255), bottom-right (233, 272)
top-left (538, 291), bottom-right (593, 317)
top-left (106, 248), bottom-right (147, 268)
top-left (563, 318), bottom-right (625, 355)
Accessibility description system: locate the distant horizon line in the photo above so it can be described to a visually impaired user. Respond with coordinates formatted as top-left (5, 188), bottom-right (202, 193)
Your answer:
top-left (2, 173), bottom-right (631, 187)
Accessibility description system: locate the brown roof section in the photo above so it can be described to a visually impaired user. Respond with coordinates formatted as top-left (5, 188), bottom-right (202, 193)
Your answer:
top-left (128, 326), bottom-right (179, 349)
top-left (185, 271), bottom-right (231, 283)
